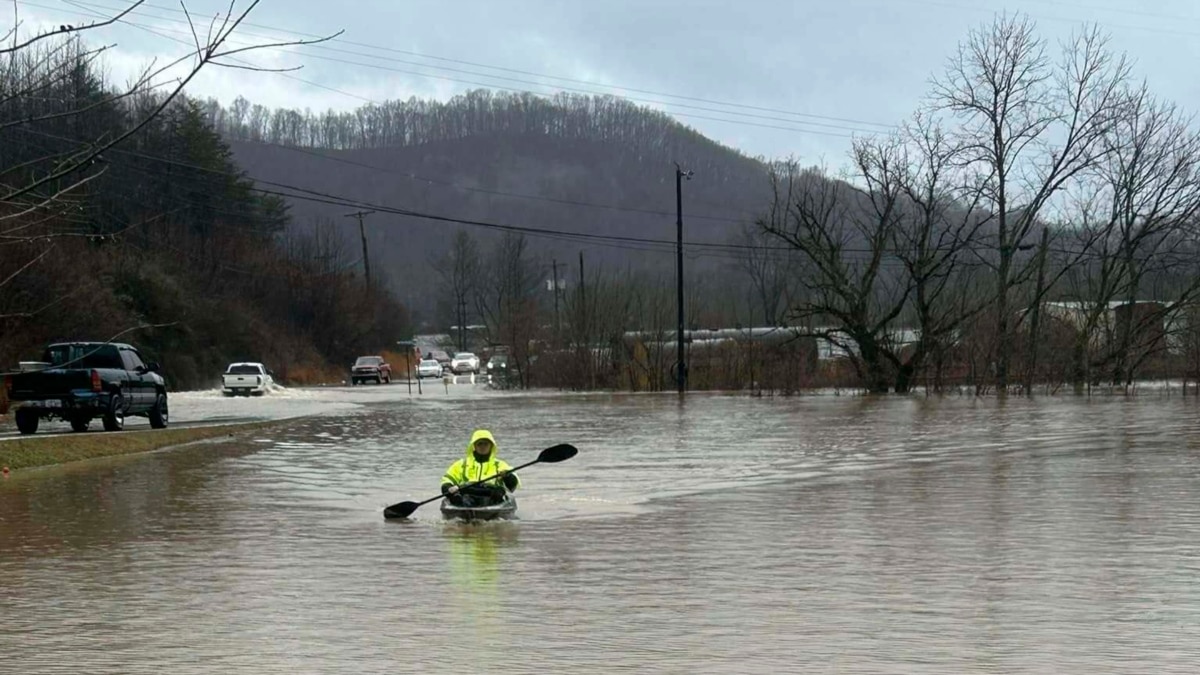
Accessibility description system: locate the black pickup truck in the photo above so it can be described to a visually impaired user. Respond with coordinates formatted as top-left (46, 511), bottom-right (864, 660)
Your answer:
top-left (4, 342), bottom-right (168, 435)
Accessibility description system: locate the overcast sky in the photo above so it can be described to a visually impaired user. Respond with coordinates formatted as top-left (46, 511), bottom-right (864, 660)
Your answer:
top-left (11, 0), bottom-right (1200, 163)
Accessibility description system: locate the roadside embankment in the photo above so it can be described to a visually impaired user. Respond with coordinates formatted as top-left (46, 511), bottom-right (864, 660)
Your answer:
top-left (0, 421), bottom-right (285, 472)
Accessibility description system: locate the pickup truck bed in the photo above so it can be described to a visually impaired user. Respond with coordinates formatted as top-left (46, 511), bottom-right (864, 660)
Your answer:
top-left (5, 342), bottom-right (168, 435)
top-left (222, 363), bottom-right (273, 396)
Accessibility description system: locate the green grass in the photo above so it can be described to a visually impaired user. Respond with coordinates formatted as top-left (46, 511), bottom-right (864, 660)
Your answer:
top-left (0, 421), bottom-right (285, 471)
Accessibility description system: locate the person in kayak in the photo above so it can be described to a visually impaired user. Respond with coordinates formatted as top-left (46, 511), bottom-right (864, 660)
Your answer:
top-left (441, 429), bottom-right (521, 506)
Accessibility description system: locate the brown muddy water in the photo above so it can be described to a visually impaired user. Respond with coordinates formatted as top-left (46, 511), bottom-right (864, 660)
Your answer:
top-left (2, 392), bottom-right (1200, 673)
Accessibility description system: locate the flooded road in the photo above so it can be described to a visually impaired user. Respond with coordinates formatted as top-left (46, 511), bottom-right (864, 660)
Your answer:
top-left (3, 391), bottom-right (1200, 673)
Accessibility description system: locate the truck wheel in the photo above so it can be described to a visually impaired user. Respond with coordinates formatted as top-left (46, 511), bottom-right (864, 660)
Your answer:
top-left (149, 393), bottom-right (168, 429)
top-left (70, 416), bottom-right (90, 433)
top-left (15, 408), bottom-right (39, 435)
top-left (102, 394), bottom-right (125, 432)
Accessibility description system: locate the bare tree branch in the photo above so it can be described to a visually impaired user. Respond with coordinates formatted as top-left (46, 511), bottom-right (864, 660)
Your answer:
top-left (0, 0), bottom-right (145, 55)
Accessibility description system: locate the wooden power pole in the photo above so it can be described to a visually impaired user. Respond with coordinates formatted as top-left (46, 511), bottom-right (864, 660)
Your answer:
top-left (344, 210), bottom-right (375, 284)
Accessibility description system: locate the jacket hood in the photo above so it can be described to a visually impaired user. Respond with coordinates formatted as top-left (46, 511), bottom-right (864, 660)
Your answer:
top-left (465, 429), bottom-right (498, 458)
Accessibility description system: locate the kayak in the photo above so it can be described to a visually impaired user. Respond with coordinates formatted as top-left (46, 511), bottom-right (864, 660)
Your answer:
top-left (440, 494), bottom-right (518, 522)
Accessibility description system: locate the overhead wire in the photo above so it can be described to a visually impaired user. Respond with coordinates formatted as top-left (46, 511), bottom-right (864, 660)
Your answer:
top-left (12, 121), bottom-right (1197, 272)
top-left (10, 4), bottom-right (1198, 271)
top-left (5, 9), bottom-right (779, 240)
top-left (35, 0), bottom-right (884, 137)
top-left (48, 0), bottom-right (899, 130)
top-left (36, 0), bottom-right (786, 224)
top-left (12, 121), bottom-right (1200, 273)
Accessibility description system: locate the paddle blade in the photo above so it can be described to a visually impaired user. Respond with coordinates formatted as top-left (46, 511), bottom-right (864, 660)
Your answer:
top-left (537, 443), bottom-right (578, 463)
top-left (383, 501), bottom-right (420, 520)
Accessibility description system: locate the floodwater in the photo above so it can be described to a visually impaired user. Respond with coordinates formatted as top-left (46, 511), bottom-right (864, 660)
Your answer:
top-left (2, 390), bottom-right (1200, 673)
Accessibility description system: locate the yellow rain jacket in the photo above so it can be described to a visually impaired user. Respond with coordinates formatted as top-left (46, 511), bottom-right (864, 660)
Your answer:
top-left (441, 429), bottom-right (521, 492)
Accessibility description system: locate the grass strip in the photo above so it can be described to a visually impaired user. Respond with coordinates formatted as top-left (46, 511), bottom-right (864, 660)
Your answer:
top-left (0, 421), bottom-right (284, 471)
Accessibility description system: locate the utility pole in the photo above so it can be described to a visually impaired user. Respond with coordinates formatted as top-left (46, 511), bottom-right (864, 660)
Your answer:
top-left (675, 164), bottom-right (693, 394)
top-left (552, 259), bottom-right (562, 347)
top-left (343, 210), bottom-right (375, 285)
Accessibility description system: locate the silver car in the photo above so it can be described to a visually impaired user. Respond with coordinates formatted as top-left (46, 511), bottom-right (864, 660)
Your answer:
top-left (416, 359), bottom-right (443, 379)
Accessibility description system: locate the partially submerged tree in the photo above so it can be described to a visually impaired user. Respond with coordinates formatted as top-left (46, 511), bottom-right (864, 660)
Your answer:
top-left (759, 140), bottom-right (910, 393)
top-left (930, 14), bottom-right (1132, 391)
top-left (1063, 87), bottom-right (1200, 387)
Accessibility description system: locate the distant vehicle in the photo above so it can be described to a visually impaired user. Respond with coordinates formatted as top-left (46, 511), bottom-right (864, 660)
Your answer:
top-left (351, 355), bottom-right (391, 385)
top-left (416, 359), bottom-right (442, 379)
top-left (487, 354), bottom-right (508, 373)
top-left (222, 362), bottom-right (274, 397)
top-left (450, 352), bottom-right (481, 374)
top-left (425, 350), bottom-right (452, 371)
top-left (4, 342), bottom-right (168, 435)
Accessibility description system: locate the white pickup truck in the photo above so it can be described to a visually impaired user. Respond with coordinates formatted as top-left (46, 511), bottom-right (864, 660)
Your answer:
top-left (221, 362), bottom-right (274, 397)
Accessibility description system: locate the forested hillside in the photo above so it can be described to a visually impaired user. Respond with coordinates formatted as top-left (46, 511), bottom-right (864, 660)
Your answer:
top-left (7, 15), bottom-right (1197, 397)
top-left (201, 91), bottom-right (773, 324)
top-left (0, 39), bottom-right (408, 390)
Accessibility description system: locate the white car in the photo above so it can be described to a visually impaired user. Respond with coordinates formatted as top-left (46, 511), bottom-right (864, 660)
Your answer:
top-left (416, 359), bottom-right (443, 379)
top-left (222, 362), bottom-right (274, 397)
top-left (450, 352), bottom-right (480, 374)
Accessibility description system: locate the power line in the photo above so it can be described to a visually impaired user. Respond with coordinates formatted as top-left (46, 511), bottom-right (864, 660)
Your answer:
top-left (254, 144), bottom-right (757, 224)
top-left (52, 0), bottom-right (898, 130)
top-left (41, 0), bottom-right (884, 137)
top-left (9, 7), bottom-right (771, 225)
top-left (35, 0), bottom-right (847, 225)
top-left (11, 125), bottom-right (1197, 269)
top-left (871, 0), bottom-right (1200, 38)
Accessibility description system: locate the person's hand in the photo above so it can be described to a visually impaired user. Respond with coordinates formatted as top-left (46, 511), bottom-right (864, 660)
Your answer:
top-left (446, 484), bottom-right (460, 495)
top-left (495, 470), bottom-right (508, 479)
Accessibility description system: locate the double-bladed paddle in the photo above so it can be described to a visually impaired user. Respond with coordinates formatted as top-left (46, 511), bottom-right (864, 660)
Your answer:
top-left (383, 443), bottom-right (578, 519)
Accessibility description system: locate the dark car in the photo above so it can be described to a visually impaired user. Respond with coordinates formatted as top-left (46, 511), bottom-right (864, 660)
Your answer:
top-left (351, 355), bottom-right (391, 385)
top-left (425, 350), bottom-right (452, 372)
top-left (4, 342), bottom-right (168, 434)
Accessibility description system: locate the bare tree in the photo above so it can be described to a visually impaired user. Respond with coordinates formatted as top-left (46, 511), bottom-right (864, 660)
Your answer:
top-left (931, 14), bottom-right (1131, 391)
top-left (621, 270), bottom-right (675, 392)
top-left (433, 229), bottom-right (481, 352)
top-left (474, 233), bottom-right (542, 388)
top-left (890, 114), bottom-right (990, 392)
top-left (760, 139), bottom-right (911, 393)
top-left (1, 1), bottom-right (339, 288)
top-left (735, 221), bottom-right (801, 327)
top-left (1063, 87), bottom-right (1200, 387)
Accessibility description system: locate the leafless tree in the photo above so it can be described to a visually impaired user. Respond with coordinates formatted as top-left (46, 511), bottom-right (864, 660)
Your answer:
top-left (0, 0), bottom-right (339, 289)
top-left (759, 139), bottom-right (911, 393)
top-left (474, 232), bottom-right (542, 388)
top-left (931, 14), bottom-right (1131, 391)
top-left (734, 221), bottom-right (801, 327)
top-left (1063, 87), bottom-right (1200, 387)
top-left (890, 114), bottom-right (990, 392)
top-left (434, 229), bottom-right (481, 352)
top-left (621, 270), bottom-right (675, 392)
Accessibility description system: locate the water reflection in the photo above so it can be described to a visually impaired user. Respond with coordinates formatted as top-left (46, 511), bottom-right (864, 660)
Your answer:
top-left (443, 522), bottom-right (519, 594)
top-left (2, 394), bottom-right (1200, 673)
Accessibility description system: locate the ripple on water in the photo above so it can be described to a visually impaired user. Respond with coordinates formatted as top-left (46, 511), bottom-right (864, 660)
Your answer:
top-left (2, 394), bottom-right (1200, 673)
